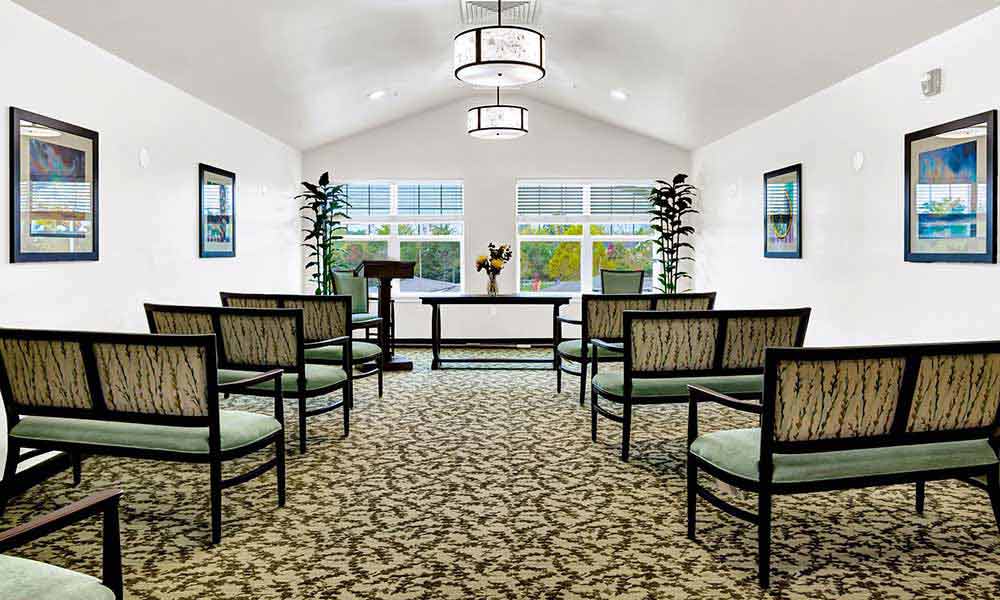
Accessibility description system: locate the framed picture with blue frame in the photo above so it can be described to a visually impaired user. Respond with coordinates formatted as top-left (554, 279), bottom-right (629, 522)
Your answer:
top-left (198, 163), bottom-right (236, 258)
top-left (904, 110), bottom-right (996, 263)
top-left (763, 163), bottom-right (802, 258)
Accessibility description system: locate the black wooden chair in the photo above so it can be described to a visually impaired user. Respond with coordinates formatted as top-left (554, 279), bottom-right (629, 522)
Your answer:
top-left (554, 293), bottom-right (717, 406)
top-left (599, 269), bottom-right (645, 293)
top-left (220, 292), bottom-right (383, 398)
top-left (687, 341), bottom-right (1000, 587)
top-left (0, 329), bottom-right (284, 544)
top-left (144, 303), bottom-right (351, 454)
top-left (0, 489), bottom-right (125, 599)
top-left (591, 308), bottom-right (811, 461)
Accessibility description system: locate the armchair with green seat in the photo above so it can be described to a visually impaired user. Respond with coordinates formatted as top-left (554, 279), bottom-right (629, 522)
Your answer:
top-left (590, 307), bottom-right (810, 461)
top-left (0, 489), bottom-right (124, 600)
top-left (599, 269), bottom-right (645, 294)
top-left (332, 269), bottom-right (393, 351)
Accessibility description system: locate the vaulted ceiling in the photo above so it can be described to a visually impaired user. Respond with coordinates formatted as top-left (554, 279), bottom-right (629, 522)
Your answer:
top-left (15, 0), bottom-right (998, 150)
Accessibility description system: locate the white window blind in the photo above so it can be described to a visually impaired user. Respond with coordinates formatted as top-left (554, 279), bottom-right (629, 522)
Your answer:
top-left (589, 185), bottom-right (652, 216)
top-left (517, 184), bottom-right (584, 216)
top-left (397, 183), bottom-right (463, 216)
top-left (344, 183), bottom-right (391, 217)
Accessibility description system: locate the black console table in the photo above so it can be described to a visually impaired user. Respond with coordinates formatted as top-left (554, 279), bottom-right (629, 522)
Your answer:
top-left (420, 294), bottom-right (572, 370)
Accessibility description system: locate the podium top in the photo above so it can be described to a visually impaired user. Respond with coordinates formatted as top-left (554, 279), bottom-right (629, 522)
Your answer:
top-left (359, 260), bottom-right (416, 280)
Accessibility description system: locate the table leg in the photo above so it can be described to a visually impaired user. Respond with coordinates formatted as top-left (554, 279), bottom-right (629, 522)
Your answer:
top-left (552, 305), bottom-right (559, 370)
top-left (431, 304), bottom-right (441, 370)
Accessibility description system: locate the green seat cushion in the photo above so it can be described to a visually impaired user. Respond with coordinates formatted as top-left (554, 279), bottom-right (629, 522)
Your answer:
top-left (333, 272), bottom-right (369, 314)
top-left (9, 411), bottom-right (280, 455)
top-left (557, 340), bottom-right (624, 360)
top-left (305, 341), bottom-right (381, 363)
top-left (351, 313), bottom-right (380, 325)
top-left (0, 555), bottom-right (115, 600)
top-left (219, 364), bottom-right (347, 394)
top-left (592, 372), bottom-right (762, 399)
top-left (690, 428), bottom-right (999, 484)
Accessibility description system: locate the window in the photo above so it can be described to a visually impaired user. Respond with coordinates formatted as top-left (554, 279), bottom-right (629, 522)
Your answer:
top-left (333, 181), bottom-right (464, 294)
top-left (516, 181), bottom-right (655, 293)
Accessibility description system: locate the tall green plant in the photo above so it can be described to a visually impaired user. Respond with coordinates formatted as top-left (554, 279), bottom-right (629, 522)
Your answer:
top-left (296, 172), bottom-right (350, 295)
top-left (649, 174), bottom-right (698, 293)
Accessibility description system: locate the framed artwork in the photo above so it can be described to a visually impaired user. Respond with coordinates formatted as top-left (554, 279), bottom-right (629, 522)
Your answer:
top-left (9, 107), bottom-right (99, 263)
top-left (763, 163), bottom-right (802, 258)
top-left (198, 163), bottom-right (236, 258)
top-left (904, 110), bottom-right (997, 263)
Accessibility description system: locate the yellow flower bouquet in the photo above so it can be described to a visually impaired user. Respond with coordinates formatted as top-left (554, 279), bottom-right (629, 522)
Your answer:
top-left (474, 242), bottom-right (512, 295)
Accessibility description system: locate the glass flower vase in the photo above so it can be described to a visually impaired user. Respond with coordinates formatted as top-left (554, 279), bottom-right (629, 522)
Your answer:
top-left (486, 271), bottom-right (499, 296)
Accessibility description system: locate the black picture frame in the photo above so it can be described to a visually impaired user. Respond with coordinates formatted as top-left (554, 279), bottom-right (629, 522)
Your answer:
top-left (9, 107), bottom-right (99, 263)
top-left (763, 163), bottom-right (802, 259)
top-left (198, 163), bottom-right (236, 258)
top-left (904, 110), bottom-right (997, 263)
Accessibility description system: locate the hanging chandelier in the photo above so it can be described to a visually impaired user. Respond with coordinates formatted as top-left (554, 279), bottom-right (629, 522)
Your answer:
top-left (467, 88), bottom-right (528, 139)
top-left (454, 0), bottom-right (545, 87)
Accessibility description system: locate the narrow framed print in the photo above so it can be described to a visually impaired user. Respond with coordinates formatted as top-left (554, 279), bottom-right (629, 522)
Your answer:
top-left (904, 110), bottom-right (997, 263)
top-left (763, 163), bottom-right (802, 258)
top-left (10, 107), bottom-right (99, 262)
top-left (199, 163), bottom-right (236, 258)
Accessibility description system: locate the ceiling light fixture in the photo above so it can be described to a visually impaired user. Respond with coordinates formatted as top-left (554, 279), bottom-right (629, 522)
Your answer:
top-left (467, 87), bottom-right (528, 140)
top-left (368, 89), bottom-right (388, 101)
top-left (610, 88), bottom-right (629, 102)
top-left (454, 0), bottom-right (545, 87)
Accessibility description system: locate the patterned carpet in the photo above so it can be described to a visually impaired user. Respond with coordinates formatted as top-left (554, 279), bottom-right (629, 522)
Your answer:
top-left (3, 348), bottom-right (1000, 599)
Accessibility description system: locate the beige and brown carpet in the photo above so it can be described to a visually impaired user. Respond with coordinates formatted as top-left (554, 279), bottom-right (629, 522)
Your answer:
top-left (3, 348), bottom-right (1000, 599)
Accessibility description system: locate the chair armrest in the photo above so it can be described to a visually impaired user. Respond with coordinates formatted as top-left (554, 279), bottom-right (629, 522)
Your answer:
top-left (218, 368), bottom-right (284, 393)
top-left (591, 339), bottom-right (624, 354)
top-left (688, 385), bottom-right (762, 414)
top-left (303, 335), bottom-right (350, 349)
top-left (555, 316), bottom-right (581, 326)
top-left (0, 488), bottom-right (123, 551)
top-left (687, 385), bottom-right (761, 449)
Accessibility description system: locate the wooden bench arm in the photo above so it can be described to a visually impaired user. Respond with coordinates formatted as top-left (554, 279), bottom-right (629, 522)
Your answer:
top-left (217, 368), bottom-right (284, 392)
top-left (591, 339), bottom-right (624, 354)
top-left (555, 315), bottom-right (581, 326)
top-left (687, 385), bottom-right (761, 448)
top-left (303, 335), bottom-right (350, 349)
top-left (0, 488), bottom-right (124, 599)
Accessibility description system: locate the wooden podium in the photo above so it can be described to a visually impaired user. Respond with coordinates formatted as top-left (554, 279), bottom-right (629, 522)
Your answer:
top-left (359, 260), bottom-right (415, 371)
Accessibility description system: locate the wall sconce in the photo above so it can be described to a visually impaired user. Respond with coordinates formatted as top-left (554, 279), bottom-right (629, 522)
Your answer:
top-left (921, 68), bottom-right (942, 97)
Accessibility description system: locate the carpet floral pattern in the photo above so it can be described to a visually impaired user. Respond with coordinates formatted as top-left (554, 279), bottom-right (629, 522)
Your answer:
top-left (3, 349), bottom-right (1000, 599)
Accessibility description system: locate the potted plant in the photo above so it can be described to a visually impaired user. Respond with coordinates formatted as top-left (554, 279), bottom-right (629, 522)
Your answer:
top-left (296, 172), bottom-right (350, 295)
top-left (649, 174), bottom-right (698, 293)
top-left (474, 243), bottom-right (513, 296)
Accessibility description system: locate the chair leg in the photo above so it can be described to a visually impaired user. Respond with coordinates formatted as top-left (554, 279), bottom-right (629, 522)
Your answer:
top-left (578, 360), bottom-right (588, 407)
top-left (987, 467), bottom-right (1000, 534)
top-left (0, 440), bottom-right (19, 517)
top-left (377, 361), bottom-right (384, 398)
top-left (590, 386), bottom-right (598, 442)
top-left (275, 434), bottom-right (286, 508)
top-left (621, 399), bottom-right (632, 462)
top-left (915, 480), bottom-right (925, 515)
top-left (758, 489), bottom-right (772, 588)
top-left (210, 459), bottom-right (222, 545)
top-left (556, 363), bottom-right (562, 393)
top-left (687, 457), bottom-right (697, 540)
top-left (72, 452), bottom-right (82, 486)
top-left (343, 384), bottom-right (351, 437)
top-left (298, 398), bottom-right (308, 454)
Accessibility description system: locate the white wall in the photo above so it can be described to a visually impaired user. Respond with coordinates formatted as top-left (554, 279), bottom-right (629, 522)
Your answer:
top-left (692, 7), bottom-right (1000, 346)
top-left (304, 98), bottom-right (690, 339)
top-left (0, 0), bottom-right (302, 476)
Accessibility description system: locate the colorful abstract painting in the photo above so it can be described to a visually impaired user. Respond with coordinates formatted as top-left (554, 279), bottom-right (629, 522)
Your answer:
top-left (28, 138), bottom-right (91, 239)
top-left (199, 164), bottom-right (236, 257)
top-left (916, 141), bottom-right (978, 239)
top-left (764, 165), bottom-right (802, 258)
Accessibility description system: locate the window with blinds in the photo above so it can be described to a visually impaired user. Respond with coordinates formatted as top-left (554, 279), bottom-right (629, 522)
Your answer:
top-left (516, 184), bottom-right (584, 216)
top-left (398, 183), bottom-right (464, 216)
top-left (344, 183), bottom-right (391, 217)
top-left (589, 185), bottom-right (652, 216)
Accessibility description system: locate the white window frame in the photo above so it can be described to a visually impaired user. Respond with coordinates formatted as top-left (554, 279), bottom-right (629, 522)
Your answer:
top-left (339, 180), bottom-right (466, 296)
top-left (515, 179), bottom-right (659, 295)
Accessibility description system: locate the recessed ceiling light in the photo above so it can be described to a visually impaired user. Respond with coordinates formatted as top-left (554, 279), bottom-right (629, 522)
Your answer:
top-left (368, 89), bottom-right (388, 101)
top-left (610, 88), bottom-right (629, 101)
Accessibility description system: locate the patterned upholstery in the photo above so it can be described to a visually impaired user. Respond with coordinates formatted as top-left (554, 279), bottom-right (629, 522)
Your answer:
top-left (147, 310), bottom-right (214, 335)
top-left (224, 297), bottom-right (280, 309)
top-left (0, 339), bottom-right (92, 409)
top-left (654, 296), bottom-right (714, 311)
top-left (907, 353), bottom-right (1000, 433)
top-left (722, 316), bottom-right (805, 369)
top-left (773, 357), bottom-right (905, 442)
top-left (629, 318), bottom-right (718, 372)
top-left (585, 298), bottom-right (652, 339)
top-left (284, 298), bottom-right (349, 342)
top-left (217, 313), bottom-right (298, 369)
top-left (93, 342), bottom-right (210, 417)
